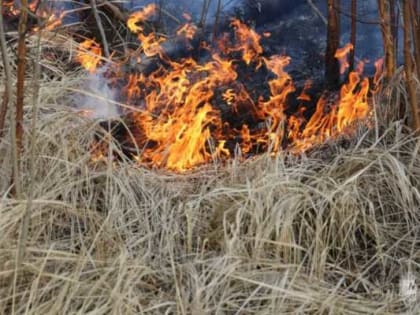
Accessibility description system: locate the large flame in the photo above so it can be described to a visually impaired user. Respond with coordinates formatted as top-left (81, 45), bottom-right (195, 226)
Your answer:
top-left (73, 4), bottom-right (375, 172)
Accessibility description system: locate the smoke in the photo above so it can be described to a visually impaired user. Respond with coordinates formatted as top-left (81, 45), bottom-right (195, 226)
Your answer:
top-left (74, 68), bottom-right (120, 120)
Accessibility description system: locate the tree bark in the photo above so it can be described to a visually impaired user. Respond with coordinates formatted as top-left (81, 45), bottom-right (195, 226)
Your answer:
top-left (325, 0), bottom-right (341, 88)
top-left (403, 0), bottom-right (420, 131)
top-left (378, 0), bottom-right (396, 80)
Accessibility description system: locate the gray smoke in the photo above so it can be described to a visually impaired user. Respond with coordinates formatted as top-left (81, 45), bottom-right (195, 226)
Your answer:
top-left (74, 68), bottom-right (119, 119)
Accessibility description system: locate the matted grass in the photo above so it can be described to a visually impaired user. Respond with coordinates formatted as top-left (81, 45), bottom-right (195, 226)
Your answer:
top-left (1, 35), bottom-right (420, 314)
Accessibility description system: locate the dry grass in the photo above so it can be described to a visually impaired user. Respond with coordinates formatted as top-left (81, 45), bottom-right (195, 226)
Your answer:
top-left (1, 39), bottom-right (420, 315)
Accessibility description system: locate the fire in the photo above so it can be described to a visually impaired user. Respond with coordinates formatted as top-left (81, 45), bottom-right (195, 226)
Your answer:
top-left (177, 23), bottom-right (198, 40)
top-left (290, 70), bottom-right (370, 151)
top-left (182, 13), bottom-right (192, 21)
top-left (127, 4), bottom-right (157, 34)
top-left (33, 11), bottom-right (65, 32)
top-left (128, 54), bottom-right (238, 171)
top-left (335, 43), bottom-right (354, 74)
top-left (73, 6), bottom-right (374, 172)
top-left (297, 81), bottom-right (312, 102)
top-left (3, 0), bottom-right (65, 32)
top-left (3, 0), bottom-right (22, 16)
top-left (137, 32), bottom-right (166, 58)
top-left (3, 0), bottom-right (39, 13)
top-left (76, 39), bottom-right (102, 73)
top-left (230, 19), bottom-right (263, 65)
top-left (374, 57), bottom-right (385, 88)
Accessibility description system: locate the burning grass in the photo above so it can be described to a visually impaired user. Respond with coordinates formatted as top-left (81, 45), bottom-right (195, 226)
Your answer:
top-left (1, 42), bottom-right (420, 313)
top-left (72, 4), bottom-right (374, 172)
top-left (2, 1), bottom-right (376, 173)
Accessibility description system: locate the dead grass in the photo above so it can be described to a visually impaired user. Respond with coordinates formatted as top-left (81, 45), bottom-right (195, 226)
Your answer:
top-left (1, 41), bottom-right (420, 315)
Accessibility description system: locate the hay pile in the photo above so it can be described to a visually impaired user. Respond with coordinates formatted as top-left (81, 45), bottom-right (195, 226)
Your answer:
top-left (1, 34), bottom-right (420, 314)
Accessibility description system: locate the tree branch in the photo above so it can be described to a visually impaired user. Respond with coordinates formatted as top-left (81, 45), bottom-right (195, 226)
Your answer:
top-left (307, 0), bottom-right (327, 25)
top-left (90, 0), bottom-right (110, 58)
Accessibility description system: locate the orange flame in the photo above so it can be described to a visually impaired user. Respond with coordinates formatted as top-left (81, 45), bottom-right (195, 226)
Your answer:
top-left (33, 11), bottom-right (65, 32)
top-left (177, 23), bottom-right (198, 40)
top-left (73, 9), bottom-right (374, 172)
top-left (335, 43), bottom-right (354, 74)
top-left (297, 81), bottom-right (312, 102)
top-left (127, 4), bottom-right (157, 33)
top-left (4, 0), bottom-right (65, 32)
top-left (290, 71), bottom-right (369, 151)
top-left (230, 19), bottom-right (263, 65)
top-left (182, 12), bottom-right (192, 21)
top-left (374, 57), bottom-right (385, 87)
top-left (76, 39), bottom-right (102, 73)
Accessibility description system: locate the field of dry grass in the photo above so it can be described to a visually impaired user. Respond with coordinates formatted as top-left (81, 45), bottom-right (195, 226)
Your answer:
top-left (1, 35), bottom-right (420, 314)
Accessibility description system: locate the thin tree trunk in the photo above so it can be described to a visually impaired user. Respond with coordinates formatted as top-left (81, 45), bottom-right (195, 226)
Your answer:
top-left (403, 0), bottom-right (420, 131)
top-left (199, 0), bottom-right (211, 28)
top-left (158, 0), bottom-right (164, 30)
top-left (325, 0), bottom-right (341, 88)
top-left (16, 0), bottom-right (29, 155)
top-left (0, 3), bottom-right (13, 140)
top-left (212, 0), bottom-right (222, 43)
top-left (10, 0), bottom-right (28, 198)
top-left (390, 0), bottom-right (399, 64)
top-left (378, 0), bottom-right (396, 80)
top-left (411, 1), bottom-right (420, 79)
top-left (0, 4), bottom-right (20, 198)
top-left (0, 0), bottom-right (10, 138)
top-left (349, 0), bottom-right (357, 72)
top-left (0, 93), bottom-right (8, 139)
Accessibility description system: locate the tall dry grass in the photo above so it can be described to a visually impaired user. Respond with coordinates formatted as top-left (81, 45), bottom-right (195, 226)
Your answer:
top-left (0, 36), bottom-right (420, 314)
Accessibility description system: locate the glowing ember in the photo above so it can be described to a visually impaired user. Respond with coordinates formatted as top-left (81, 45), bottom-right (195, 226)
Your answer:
top-left (73, 5), bottom-right (375, 172)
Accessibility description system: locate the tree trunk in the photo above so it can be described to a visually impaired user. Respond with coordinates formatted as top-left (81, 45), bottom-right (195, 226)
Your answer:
top-left (389, 0), bottom-right (399, 64)
top-left (0, 93), bottom-right (8, 139)
top-left (198, 0), bottom-right (211, 28)
top-left (0, 1), bottom-right (12, 140)
top-left (325, 0), bottom-right (341, 88)
top-left (16, 0), bottom-right (29, 155)
top-left (411, 0), bottom-right (420, 79)
top-left (378, 0), bottom-right (396, 80)
top-left (212, 0), bottom-right (222, 43)
top-left (403, 0), bottom-right (420, 131)
top-left (349, 0), bottom-right (357, 72)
